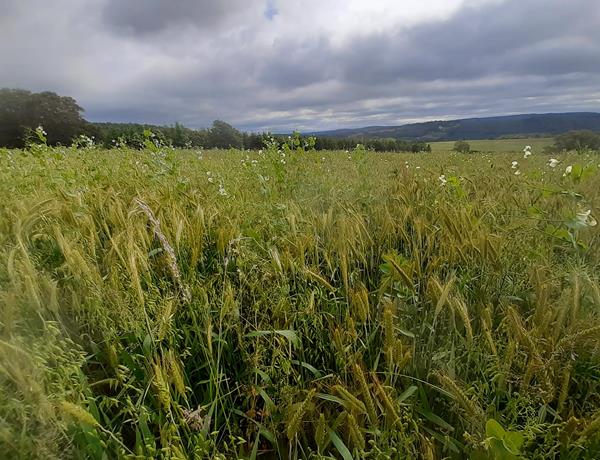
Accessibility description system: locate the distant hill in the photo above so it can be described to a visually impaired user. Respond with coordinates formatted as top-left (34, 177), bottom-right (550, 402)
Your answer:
top-left (310, 112), bottom-right (600, 141)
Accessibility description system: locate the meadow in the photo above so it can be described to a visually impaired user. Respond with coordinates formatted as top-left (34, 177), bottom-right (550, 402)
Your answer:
top-left (1, 140), bottom-right (599, 459)
top-left (429, 138), bottom-right (554, 153)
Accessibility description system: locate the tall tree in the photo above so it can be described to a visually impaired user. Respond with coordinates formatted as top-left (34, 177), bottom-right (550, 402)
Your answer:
top-left (0, 88), bottom-right (86, 147)
top-left (208, 120), bottom-right (242, 148)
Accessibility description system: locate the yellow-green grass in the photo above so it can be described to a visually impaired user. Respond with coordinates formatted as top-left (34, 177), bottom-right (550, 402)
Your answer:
top-left (430, 137), bottom-right (554, 153)
top-left (0, 145), bottom-right (599, 459)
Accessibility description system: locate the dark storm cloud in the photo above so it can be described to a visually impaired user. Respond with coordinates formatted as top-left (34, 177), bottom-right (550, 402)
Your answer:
top-left (102, 0), bottom-right (262, 35)
top-left (1, 0), bottom-right (599, 131)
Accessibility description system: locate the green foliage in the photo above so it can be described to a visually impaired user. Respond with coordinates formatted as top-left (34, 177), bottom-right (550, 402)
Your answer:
top-left (1, 146), bottom-right (599, 459)
top-left (550, 130), bottom-right (600, 153)
top-left (209, 120), bottom-right (243, 148)
top-left (454, 140), bottom-right (471, 153)
top-left (0, 88), bottom-right (86, 147)
top-left (484, 419), bottom-right (524, 459)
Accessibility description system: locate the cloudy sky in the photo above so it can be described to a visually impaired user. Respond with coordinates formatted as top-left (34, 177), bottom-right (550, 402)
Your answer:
top-left (1, 0), bottom-right (599, 131)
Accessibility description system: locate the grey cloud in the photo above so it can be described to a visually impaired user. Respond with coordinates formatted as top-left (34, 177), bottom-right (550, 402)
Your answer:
top-left (257, 36), bottom-right (335, 90)
top-left (102, 0), bottom-right (263, 35)
top-left (1, 0), bottom-right (599, 132)
top-left (333, 0), bottom-right (600, 85)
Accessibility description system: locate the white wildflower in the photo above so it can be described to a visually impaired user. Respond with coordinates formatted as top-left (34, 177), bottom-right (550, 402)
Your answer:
top-left (438, 174), bottom-right (447, 186)
top-left (511, 161), bottom-right (518, 169)
top-left (563, 165), bottom-right (572, 177)
top-left (547, 158), bottom-right (559, 168)
top-left (514, 170), bottom-right (521, 176)
top-left (575, 209), bottom-right (597, 228)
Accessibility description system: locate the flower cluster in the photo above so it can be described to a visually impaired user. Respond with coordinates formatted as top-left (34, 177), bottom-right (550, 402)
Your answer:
top-left (511, 160), bottom-right (521, 175)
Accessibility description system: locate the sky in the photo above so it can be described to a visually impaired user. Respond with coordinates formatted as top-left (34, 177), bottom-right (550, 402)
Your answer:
top-left (1, 0), bottom-right (599, 132)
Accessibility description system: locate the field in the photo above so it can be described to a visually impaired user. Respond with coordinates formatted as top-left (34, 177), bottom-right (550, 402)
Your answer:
top-left (1, 142), bottom-right (600, 459)
top-left (429, 138), bottom-right (554, 153)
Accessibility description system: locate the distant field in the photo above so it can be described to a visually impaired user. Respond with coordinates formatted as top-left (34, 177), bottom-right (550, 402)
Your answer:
top-left (430, 137), bottom-right (554, 153)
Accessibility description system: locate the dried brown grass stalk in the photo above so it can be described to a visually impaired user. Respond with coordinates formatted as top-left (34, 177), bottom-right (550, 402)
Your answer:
top-left (135, 198), bottom-right (191, 303)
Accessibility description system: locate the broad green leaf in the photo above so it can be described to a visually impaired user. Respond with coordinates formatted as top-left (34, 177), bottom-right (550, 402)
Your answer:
top-left (245, 329), bottom-right (300, 348)
top-left (397, 385), bottom-right (418, 403)
top-left (503, 431), bottom-right (524, 454)
top-left (417, 407), bottom-right (454, 431)
top-left (486, 419), bottom-right (506, 439)
top-left (257, 388), bottom-right (276, 412)
top-left (292, 359), bottom-right (322, 377)
top-left (329, 430), bottom-right (353, 460)
top-left (316, 392), bottom-right (349, 409)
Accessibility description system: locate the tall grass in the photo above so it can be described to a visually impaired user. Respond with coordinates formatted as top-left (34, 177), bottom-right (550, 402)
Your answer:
top-left (0, 144), bottom-right (599, 458)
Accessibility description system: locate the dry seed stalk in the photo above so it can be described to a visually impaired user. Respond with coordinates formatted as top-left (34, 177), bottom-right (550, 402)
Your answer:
top-left (557, 325), bottom-right (600, 350)
top-left (166, 349), bottom-right (186, 396)
top-left (436, 372), bottom-right (483, 422)
top-left (421, 435), bottom-right (435, 460)
top-left (59, 401), bottom-right (98, 426)
top-left (351, 283), bottom-right (369, 323)
top-left (347, 412), bottom-right (365, 450)
top-left (557, 363), bottom-right (572, 414)
top-left (352, 364), bottom-right (377, 425)
top-left (286, 389), bottom-right (316, 440)
top-left (135, 198), bottom-right (191, 303)
top-left (452, 298), bottom-right (473, 344)
top-left (333, 384), bottom-right (366, 414)
top-left (152, 362), bottom-right (171, 410)
top-left (372, 373), bottom-right (401, 426)
top-left (481, 305), bottom-right (497, 355)
top-left (314, 412), bottom-right (328, 451)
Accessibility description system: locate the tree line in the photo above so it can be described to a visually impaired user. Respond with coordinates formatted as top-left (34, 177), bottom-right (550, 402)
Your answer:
top-left (0, 88), bottom-right (86, 148)
top-left (545, 130), bottom-right (600, 152)
top-left (0, 88), bottom-right (431, 152)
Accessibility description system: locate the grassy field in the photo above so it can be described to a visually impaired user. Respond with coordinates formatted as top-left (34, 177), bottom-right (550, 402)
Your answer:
top-left (429, 138), bottom-right (554, 153)
top-left (1, 142), bottom-right (599, 459)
